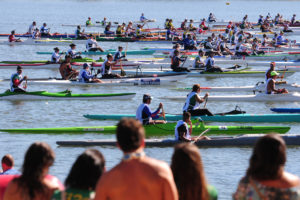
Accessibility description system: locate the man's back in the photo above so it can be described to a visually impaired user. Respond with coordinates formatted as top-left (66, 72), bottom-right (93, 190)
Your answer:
top-left (94, 156), bottom-right (178, 200)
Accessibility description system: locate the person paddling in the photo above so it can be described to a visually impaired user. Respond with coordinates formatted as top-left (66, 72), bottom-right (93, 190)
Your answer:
top-left (183, 84), bottom-right (214, 116)
top-left (86, 17), bottom-right (92, 26)
top-left (8, 31), bottom-right (22, 42)
top-left (75, 25), bottom-right (87, 39)
top-left (78, 63), bottom-right (103, 83)
top-left (67, 43), bottom-right (82, 59)
top-left (10, 66), bottom-right (28, 92)
top-left (171, 50), bottom-right (190, 72)
top-left (136, 94), bottom-right (166, 125)
top-left (204, 51), bottom-right (223, 72)
top-left (59, 55), bottom-right (79, 80)
top-left (113, 46), bottom-right (126, 61)
top-left (101, 54), bottom-right (122, 78)
top-left (86, 35), bottom-right (104, 52)
top-left (193, 49), bottom-right (205, 69)
top-left (266, 71), bottom-right (288, 94)
top-left (51, 47), bottom-right (63, 63)
top-left (175, 111), bottom-right (210, 142)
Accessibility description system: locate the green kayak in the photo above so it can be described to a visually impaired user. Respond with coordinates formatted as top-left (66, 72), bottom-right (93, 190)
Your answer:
top-left (0, 57), bottom-right (103, 64)
top-left (36, 49), bottom-right (155, 56)
top-left (0, 90), bottom-right (136, 100)
top-left (0, 122), bottom-right (290, 135)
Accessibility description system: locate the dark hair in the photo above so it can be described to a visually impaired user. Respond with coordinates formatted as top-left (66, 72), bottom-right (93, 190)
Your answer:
top-left (246, 134), bottom-right (286, 180)
top-left (192, 84), bottom-right (200, 92)
top-left (171, 143), bottom-right (209, 200)
top-left (65, 55), bottom-right (71, 60)
top-left (183, 111), bottom-right (191, 121)
top-left (107, 54), bottom-right (113, 58)
top-left (65, 149), bottom-right (105, 190)
top-left (116, 118), bottom-right (145, 152)
top-left (2, 154), bottom-right (14, 167)
top-left (15, 142), bottom-right (55, 199)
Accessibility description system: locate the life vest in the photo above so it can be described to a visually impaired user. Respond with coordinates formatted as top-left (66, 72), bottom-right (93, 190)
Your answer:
top-left (183, 92), bottom-right (201, 111)
top-left (136, 103), bottom-right (151, 124)
top-left (10, 73), bottom-right (23, 92)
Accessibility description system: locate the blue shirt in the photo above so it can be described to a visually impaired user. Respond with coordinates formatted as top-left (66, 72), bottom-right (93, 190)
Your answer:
top-left (0, 168), bottom-right (20, 175)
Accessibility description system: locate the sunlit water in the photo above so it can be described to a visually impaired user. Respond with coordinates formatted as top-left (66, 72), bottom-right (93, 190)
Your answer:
top-left (0, 0), bottom-right (300, 199)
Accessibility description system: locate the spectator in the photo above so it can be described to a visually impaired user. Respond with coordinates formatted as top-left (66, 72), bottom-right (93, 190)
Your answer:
top-left (94, 118), bottom-right (178, 200)
top-left (233, 134), bottom-right (300, 199)
top-left (0, 155), bottom-right (20, 175)
top-left (171, 143), bottom-right (218, 200)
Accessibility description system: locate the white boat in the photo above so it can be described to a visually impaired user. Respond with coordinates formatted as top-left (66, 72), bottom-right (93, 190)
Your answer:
top-left (26, 74), bottom-right (187, 86)
top-left (0, 38), bottom-right (72, 46)
top-left (161, 93), bottom-right (300, 102)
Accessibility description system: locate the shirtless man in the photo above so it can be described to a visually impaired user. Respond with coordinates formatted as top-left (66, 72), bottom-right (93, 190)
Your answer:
top-left (94, 118), bottom-right (178, 200)
top-left (59, 55), bottom-right (79, 80)
top-left (266, 71), bottom-right (288, 94)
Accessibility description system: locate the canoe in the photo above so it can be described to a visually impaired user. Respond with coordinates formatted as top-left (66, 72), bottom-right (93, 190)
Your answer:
top-left (36, 50), bottom-right (155, 55)
top-left (83, 113), bottom-right (300, 123)
top-left (0, 90), bottom-right (136, 100)
top-left (0, 38), bottom-right (72, 45)
top-left (114, 69), bottom-right (295, 78)
top-left (270, 108), bottom-right (300, 113)
top-left (0, 33), bottom-right (76, 38)
top-left (161, 93), bottom-right (300, 102)
top-left (56, 134), bottom-right (300, 147)
top-left (0, 123), bottom-right (290, 135)
top-left (27, 74), bottom-right (188, 86)
top-left (175, 82), bottom-right (300, 93)
top-left (0, 57), bottom-right (98, 64)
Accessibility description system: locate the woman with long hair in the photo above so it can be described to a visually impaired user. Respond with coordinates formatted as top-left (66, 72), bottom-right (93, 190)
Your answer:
top-left (171, 143), bottom-right (217, 200)
top-left (4, 142), bottom-right (61, 200)
top-left (52, 149), bottom-right (105, 200)
top-left (233, 134), bottom-right (300, 199)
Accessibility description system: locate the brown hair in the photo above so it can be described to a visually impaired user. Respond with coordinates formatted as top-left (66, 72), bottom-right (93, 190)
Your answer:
top-left (2, 154), bottom-right (14, 167)
top-left (192, 84), bottom-right (200, 92)
top-left (183, 111), bottom-right (191, 121)
top-left (247, 134), bottom-right (286, 180)
top-left (15, 142), bottom-right (55, 199)
top-left (171, 143), bottom-right (209, 200)
top-left (117, 118), bottom-right (145, 152)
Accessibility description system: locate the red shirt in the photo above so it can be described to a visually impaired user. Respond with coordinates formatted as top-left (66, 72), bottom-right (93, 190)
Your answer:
top-left (9, 35), bottom-right (15, 42)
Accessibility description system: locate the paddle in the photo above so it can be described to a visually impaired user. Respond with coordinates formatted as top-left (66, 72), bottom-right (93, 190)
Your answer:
top-left (120, 43), bottom-right (128, 76)
top-left (281, 66), bottom-right (287, 81)
top-left (23, 79), bottom-right (28, 90)
top-left (161, 104), bottom-right (166, 121)
top-left (191, 128), bottom-right (210, 144)
top-left (203, 97), bottom-right (208, 108)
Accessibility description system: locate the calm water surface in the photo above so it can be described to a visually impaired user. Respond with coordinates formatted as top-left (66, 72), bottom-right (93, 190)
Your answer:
top-left (0, 0), bottom-right (300, 199)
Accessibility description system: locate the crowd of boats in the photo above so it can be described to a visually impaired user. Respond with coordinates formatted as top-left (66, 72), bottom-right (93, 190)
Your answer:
top-left (1, 13), bottom-right (300, 145)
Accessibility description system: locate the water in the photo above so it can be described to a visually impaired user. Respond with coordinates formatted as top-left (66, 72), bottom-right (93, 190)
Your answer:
top-left (0, 0), bottom-right (300, 199)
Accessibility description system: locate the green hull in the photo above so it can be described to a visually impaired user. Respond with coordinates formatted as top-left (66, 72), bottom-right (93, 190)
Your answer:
top-left (36, 50), bottom-right (155, 55)
top-left (0, 123), bottom-right (290, 135)
top-left (83, 113), bottom-right (300, 123)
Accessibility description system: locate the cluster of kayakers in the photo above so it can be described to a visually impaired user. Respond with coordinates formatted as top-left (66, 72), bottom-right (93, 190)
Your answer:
top-left (1, 122), bottom-right (300, 199)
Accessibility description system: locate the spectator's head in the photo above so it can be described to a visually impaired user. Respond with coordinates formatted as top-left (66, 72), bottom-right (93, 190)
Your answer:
top-left (1, 154), bottom-right (14, 172)
top-left (171, 143), bottom-right (209, 200)
top-left (65, 149), bottom-right (105, 190)
top-left (247, 134), bottom-right (286, 180)
top-left (117, 118), bottom-right (145, 153)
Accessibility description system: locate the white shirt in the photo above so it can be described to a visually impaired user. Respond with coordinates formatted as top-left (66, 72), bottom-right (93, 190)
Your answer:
top-left (86, 39), bottom-right (98, 50)
top-left (28, 24), bottom-right (36, 35)
top-left (175, 120), bottom-right (191, 141)
top-left (51, 52), bottom-right (61, 63)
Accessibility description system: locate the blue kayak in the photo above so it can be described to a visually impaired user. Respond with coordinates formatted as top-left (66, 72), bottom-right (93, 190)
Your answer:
top-left (270, 108), bottom-right (300, 113)
top-left (84, 113), bottom-right (300, 123)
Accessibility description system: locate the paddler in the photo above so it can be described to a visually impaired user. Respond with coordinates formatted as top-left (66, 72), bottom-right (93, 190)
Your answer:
top-left (59, 55), bottom-right (79, 80)
top-left (126, 22), bottom-right (135, 36)
top-left (10, 66), bottom-right (28, 92)
top-left (101, 17), bottom-right (107, 26)
top-left (78, 63), bottom-right (103, 83)
top-left (170, 43), bottom-right (181, 58)
top-left (276, 31), bottom-right (288, 45)
top-left (140, 13), bottom-right (147, 22)
top-left (116, 25), bottom-right (123, 37)
top-left (28, 21), bottom-right (36, 35)
top-left (265, 62), bottom-right (282, 82)
top-left (175, 111), bottom-right (210, 142)
top-left (266, 71), bottom-right (288, 94)
top-left (291, 14), bottom-right (296, 25)
top-left (86, 35), bottom-right (104, 52)
top-left (205, 51), bottom-right (223, 72)
top-left (86, 17), bottom-right (92, 26)
top-left (183, 84), bottom-right (213, 116)
top-left (183, 34), bottom-right (197, 50)
top-left (40, 23), bottom-right (51, 37)
top-left (200, 18), bottom-right (208, 30)
top-left (104, 22), bottom-right (114, 36)
top-left (101, 54), bottom-right (122, 78)
top-left (171, 50), bottom-right (190, 72)
top-left (135, 24), bottom-right (145, 38)
top-left (235, 38), bottom-right (249, 57)
top-left (251, 38), bottom-right (265, 55)
top-left (188, 19), bottom-right (197, 31)
top-left (257, 15), bottom-right (264, 25)
top-left (136, 94), bottom-right (166, 125)
top-left (192, 49), bottom-right (205, 68)
top-left (208, 13), bottom-right (216, 23)
top-left (32, 28), bottom-right (41, 39)
top-left (51, 47), bottom-right (63, 63)
top-left (181, 19), bottom-right (188, 30)
top-left (8, 30), bottom-right (22, 42)
top-left (67, 43), bottom-right (82, 59)
top-left (75, 25), bottom-right (87, 39)
top-left (113, 46), bottom-right (126, 61)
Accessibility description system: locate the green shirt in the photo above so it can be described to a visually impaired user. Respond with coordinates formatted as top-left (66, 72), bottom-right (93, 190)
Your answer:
top-left (207, 184), bottom-right (218, 200)
top-left (52, 188), bottom-right (95, 200)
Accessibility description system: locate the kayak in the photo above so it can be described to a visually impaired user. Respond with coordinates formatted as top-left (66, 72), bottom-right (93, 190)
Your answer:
top-left (0, 33), bottom-right (76, 38)
top-left (56, 134), bottom-right (300, 147)
top-left (0, 57), bottom-right (98, 64)
top-left (270, 108), bottom-right (300, 113)
top-left (83, 113), bottom-right (300, 123)
top-left (113, 69), bottom-right (295, 78)
top-left (161, 93), bottom-right (300, 102)
top-left (26, 74), bottom-right (188, 86)
top-left (0, 90), bottom-right (136, 100)
top-left (0, 38), bottom-right (72, 45)
top-left (36, 49), bottom-right (155, 55)
top-left (0, 123), bottom-right (290, 135)
top-left (175, 82), bottom-right (300, 93)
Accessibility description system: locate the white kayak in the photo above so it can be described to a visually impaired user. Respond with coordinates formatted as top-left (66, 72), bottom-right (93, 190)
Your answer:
top-left (162, 93), bottom-right (300, 102)
top-left (0, 38), bottom-right (72, 46)
top-left (26, 74), bottom-right (187, 86)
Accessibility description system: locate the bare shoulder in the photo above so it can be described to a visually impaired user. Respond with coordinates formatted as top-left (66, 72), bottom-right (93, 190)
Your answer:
top-left (283, 171), bottom-right (300, 187)
top-left (142, 156), bottom-right (172, 174)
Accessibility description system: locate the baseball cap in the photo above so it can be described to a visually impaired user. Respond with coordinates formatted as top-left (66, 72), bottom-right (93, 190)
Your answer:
top-left (270, 71), bottom-right (280, 76)
top-left (143, 94), bottom-right (153, 101)
top-left (83, 63), bottom-right (90, 69)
